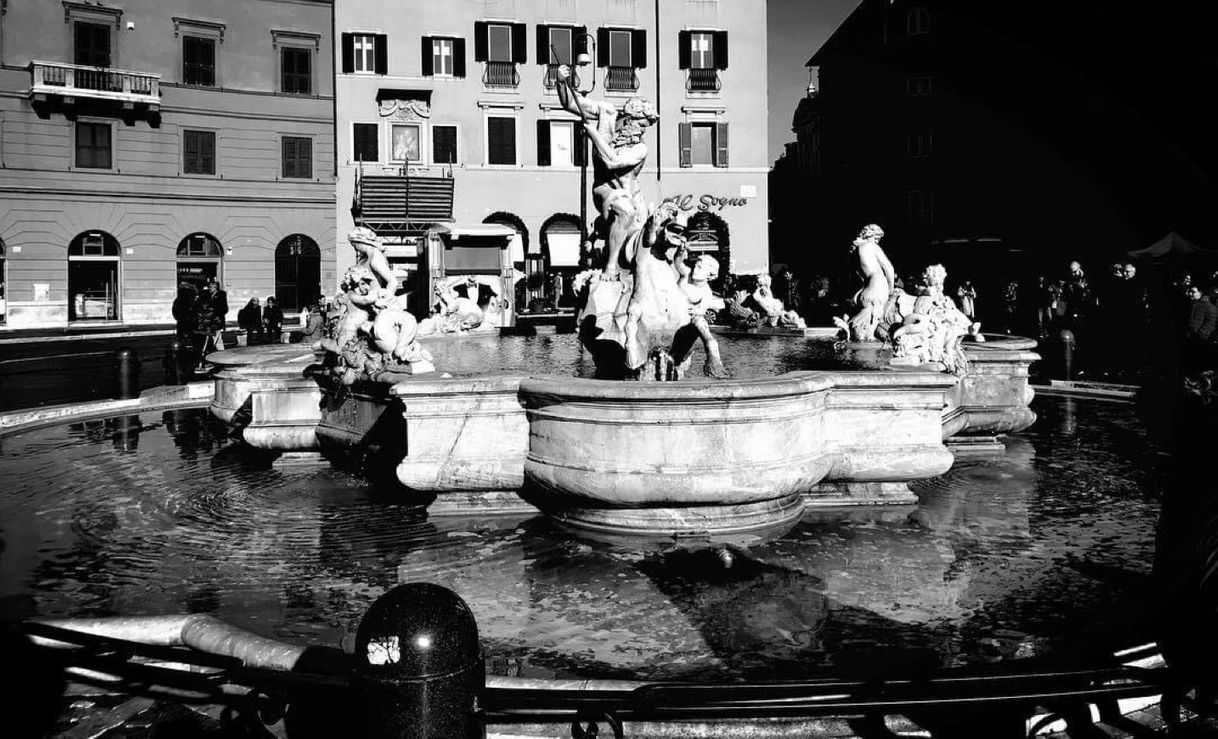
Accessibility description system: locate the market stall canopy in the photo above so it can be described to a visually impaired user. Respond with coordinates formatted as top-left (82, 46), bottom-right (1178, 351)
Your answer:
top-left (1127, 231), bottom-right (1218, 260)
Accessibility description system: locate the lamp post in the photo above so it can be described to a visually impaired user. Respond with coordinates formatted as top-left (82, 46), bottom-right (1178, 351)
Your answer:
top-left (554, 36), bottom-right (596, 256)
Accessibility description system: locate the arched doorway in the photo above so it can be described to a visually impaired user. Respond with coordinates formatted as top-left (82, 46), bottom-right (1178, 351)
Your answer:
top-left (483, 211), bottom-right (531, 309)
top-left (540, 213), bottom-right (582, 308)
top-left (176, 233), bottom-right (223, 293)
top-left (275, 234), bottom-right (321, 312)
top-left (68, 231), bottom-right (120, 321)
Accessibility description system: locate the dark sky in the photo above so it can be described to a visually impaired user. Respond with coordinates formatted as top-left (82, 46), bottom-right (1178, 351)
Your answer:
top-left (767, 0), bottom-right (859, 163)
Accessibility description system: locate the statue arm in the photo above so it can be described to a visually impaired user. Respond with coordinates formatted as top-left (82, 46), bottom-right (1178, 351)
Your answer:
top-left (555, 66), bottom-right (598, 120)
top-left (878, 249), bottom-right (896, 293)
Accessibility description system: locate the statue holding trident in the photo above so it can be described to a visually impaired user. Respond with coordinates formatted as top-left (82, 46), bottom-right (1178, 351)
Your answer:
top-left (555, 64), bottom-right (658, 279)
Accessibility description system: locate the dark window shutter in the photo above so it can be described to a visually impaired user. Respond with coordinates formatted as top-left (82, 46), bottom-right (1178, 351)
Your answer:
top-left (597, 28), bottom-right (610, 66)
top-left (678, 123), bottom-right (692, 168)
top-left (537, 120), bottom-right (551, 166)
top-left (474, 22), bottom-right (488, 62)
top-left (573, 126), bottom-right (586, 166)
top-left (202, 132), bottom-right (215, 173)
top-left (574, 26), bottom-right (588, 56)
top-left (184, 131), bottom-right (199, 172)
top-left (536, 24), bottom-right (549, 64)
top-left (299, 138), bottom-right (312, 178)
top-left (453, 38), bottom-right (467, 77)
top-left (421, 36), bottom-right (434, 76)
top-left (375, 35), bottom-right (388, 74)
top-left (631, 30), bottom-right (646, 68)
top-left (281, 137), bottom-right (293, 178)
top-left (678, 31), bottom-right (691, 70)
top-left (511, 23), bottom-right (527, 63)
top-left (714, 122), bottom-right (729, 167)
top-left (341, 33), bottom-right (354, 73)
top-left (714, 31), bottom-right (729, 69)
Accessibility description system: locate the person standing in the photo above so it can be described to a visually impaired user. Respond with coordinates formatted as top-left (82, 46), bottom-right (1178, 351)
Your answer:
top-left (238, 297), bottom-right (263, 345)
top-left (956, 280), bottom-right (978, 322)
top-left (1183, 285), bottom-right (1217, 370)
top-left (263, 296), bottom-right (284, 344)
top-left (172, 282), bottom-right (196, 339)
top-left (193, 279), bottom-right (227, 370)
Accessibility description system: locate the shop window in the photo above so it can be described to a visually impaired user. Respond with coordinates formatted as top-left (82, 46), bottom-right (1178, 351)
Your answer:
top-left (176, 233), bottom-right (223, 293)
top-left (183, 129), bottom-right (216, 175)
top-left (275, 234), bottom-right (321, 312)
top-left (68, 231), bottom-right (120, 322)
top-left (281, 136), bottom-right (313, 178)
top-left (183, 36), bottom-right (215, 86)
top-left (353, 123), bottom-right (379, 163)
top-left (76, 121), bottom-right (112, 169)
top-left (433, 124), bottom-right (458, 164)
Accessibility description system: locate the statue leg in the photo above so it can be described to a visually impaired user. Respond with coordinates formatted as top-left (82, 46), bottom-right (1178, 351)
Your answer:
top-left (696, 318), bottom-right (730, 378)
top-left (601, 193), bottom-right (636, 279)
top-left (623, 300), bottom-right (645, 370)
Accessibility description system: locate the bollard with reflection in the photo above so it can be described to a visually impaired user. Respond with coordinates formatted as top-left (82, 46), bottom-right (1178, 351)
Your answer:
top-left (352, 582), bottom-right (485, 738)
top-left (1057, 329), bottom-right (1075, 381)
top-left (113, 348), bottom-right (141, 400)
top-left (164, 338), bottom-right (187, 385)
top-left (110, 415), bottom-right (142, 452)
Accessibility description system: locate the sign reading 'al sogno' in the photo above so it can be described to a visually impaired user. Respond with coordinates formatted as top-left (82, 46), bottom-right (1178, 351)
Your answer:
top-left (662, 193), bottom-right (752, 213)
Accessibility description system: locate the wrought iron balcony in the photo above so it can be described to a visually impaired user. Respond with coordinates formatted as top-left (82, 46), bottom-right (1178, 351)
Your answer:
top-left (605, 66), bottom-right (639, 92)
top-left (482, 61), bottom-right (520, 89)
top-left (686, 68), bottom-right (721, 93)
top-left (542, 64), bottom-right (582, 90)
top-left (30, 60), bottom-right (161, 107)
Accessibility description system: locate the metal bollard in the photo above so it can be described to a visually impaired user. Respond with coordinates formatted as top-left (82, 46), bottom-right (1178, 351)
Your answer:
top-left (1058, 328), bottom-right (1075, 381)
top-left (113, 348), bottom-right (141, 400)
top-left (164, 338), bottom-right (187, 385)
top-left (352, 583), bottom-right (485, 738)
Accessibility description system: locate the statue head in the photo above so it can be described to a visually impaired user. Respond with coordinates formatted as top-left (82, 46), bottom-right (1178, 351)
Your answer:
top-left (341, 265), bottom-right (377, 294)
top-left (610, 98), bottom-right (659, 148)
top-left (623, 97), bottom-right (658, 125)
top-left (921, 263), bottom-right (947, 291)
top-left (348, 226), bottom-right (383, 252)
top-left (757, 274), bottom-right (772, 288)
top-left (691, 254), bottom-right (719, 283)
top-left (852, 223), bottom-right (884, 250)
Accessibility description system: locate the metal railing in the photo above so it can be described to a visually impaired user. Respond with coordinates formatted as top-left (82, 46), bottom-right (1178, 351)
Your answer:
top-left (483, 61), bottom-right (520, 88)
top-left (686, 67), bottom-right (721, 92)
top-left (30, 60), bottom-right (161, 104)
top-left (605, 66), bottom-right (640, 92)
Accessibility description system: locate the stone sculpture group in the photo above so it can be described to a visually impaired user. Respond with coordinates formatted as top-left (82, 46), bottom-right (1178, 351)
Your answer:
top-left (834, 223), bottom-right (984, 375)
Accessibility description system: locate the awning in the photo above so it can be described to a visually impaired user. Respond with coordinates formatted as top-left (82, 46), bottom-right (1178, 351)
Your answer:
top-left (548, 231), bottom-right (582, 267)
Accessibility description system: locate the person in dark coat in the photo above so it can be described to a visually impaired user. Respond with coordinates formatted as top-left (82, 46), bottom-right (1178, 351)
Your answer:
top-left (263, 296), bottom-right (284, 344)
top-left (237, 298), bottom-right (263, 345)
top-left (193, 279), bottom-right (227, 370)
top-left (172, 282), bottom-right (196, 338)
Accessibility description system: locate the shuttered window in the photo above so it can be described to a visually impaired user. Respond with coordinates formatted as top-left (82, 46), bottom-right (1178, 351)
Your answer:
top-left (353, 123), bottom-right (378, 163)
top-left (183, 130), bottom-right (216, 174)
top-left (75, 122), bottom-right (112, 169)
top-left (282, 136), bottom-right (312, 178)
top-left (183, 36), bottom-right (216, 86)
top-left (281, 47), bottom-right (312, 94)
top-left (487, 116), bottom-right (516, 165)
top-left (678, 30), bottom-right (729, 70)
top-left (679, 122), bottom-right (729, 168)
top-left (433, 125), bottom-right (458, 164)
top-left (474, 22), bottom-right (526, 63)
top-left (421, 37), bottom-right (466, 77)
top-left (74, 21), bottom-right (111, 67)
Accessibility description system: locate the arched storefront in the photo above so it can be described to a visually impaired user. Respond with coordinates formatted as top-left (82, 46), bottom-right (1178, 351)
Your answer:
top-left (176, 233), bottom-right (223, 293)
top-left (686, 211), bottom-right (731, 285)
top-left (540, 213), bottom-right (583, 308)
top-left (68, 231), bottom-right (121, 321)
top-left (482, 212), bottom-right (532, 308)
top-left (275, 234), bottom-right (321, 312)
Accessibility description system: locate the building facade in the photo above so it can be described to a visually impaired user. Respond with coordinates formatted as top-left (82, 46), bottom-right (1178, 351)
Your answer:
top-left (335, 0), bottom-right (768, 313)
top-left (0, 0), bottom-right (335, 329)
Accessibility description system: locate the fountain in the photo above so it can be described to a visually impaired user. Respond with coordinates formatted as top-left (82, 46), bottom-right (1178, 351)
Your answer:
top-left (208, 78), bottom-right (1037, 537)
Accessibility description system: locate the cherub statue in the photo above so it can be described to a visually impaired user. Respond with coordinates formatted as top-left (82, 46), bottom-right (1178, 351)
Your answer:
top-left (835, 224), bottom-right (896, 342)
top-left (555, 64), bottom-right (658, 280)
top-left (621, 201), bottom-right (693, 374)
top-left (673, 246), bottom-right (729, 378)
top-left (891, 264), bottom-right (974, 374)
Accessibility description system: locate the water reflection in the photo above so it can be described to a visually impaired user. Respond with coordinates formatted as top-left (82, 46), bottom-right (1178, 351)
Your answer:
top-left (0, 397), bottom-right (1165, 681)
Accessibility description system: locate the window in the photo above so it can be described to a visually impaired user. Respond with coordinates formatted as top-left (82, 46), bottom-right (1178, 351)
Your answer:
top-left (68, 231), bottom-right (121, 322)
top-left (906, 75), bottom-right (932, 97)
top-left (548, 27), bottom-right (573, 65)
top-left (75, 122), bottom-right (112, 169)
top-left (678, 121), bottom-right (728, 167)
top-left (596, 28), bottom-right (646, 69)
top-left (74, 21), bottom-right (111, 67)
top-left (907, 7), bottom-right (930, 35)
top-left (183, 130), bottom-right (216, 175)
top-left (487, 116), bottom-right (516, 165)
top-left (353, 123), bottom-right (378, 163)
top-left (341, 33), bottom-right (387, 74)
top-left (906, 131), bottom-right (933, 158)
top-left (177, 233), bottom-right (223, 295)
top-left (275, 235), bottom-right (321, 312)
top-left (422, 36), bottom-right (466, 77)
top-left (537, 120), bottom-right (581, 167)
top-left (182, 36), bottom-right (215, 86)
top-left (282, 136), bottom-right (312, 178)
top-left (488, 24), bottom-right (513, 62)
top-left (281, 47), bottom-right (312, 94)
top-left (905, 190), bottom-right (934, 227)
top-left (433, 125), bottom-right (458, 164)
top-left (391, 124), bottom-right (421, 163)
top-left (690, 32), bottom-right (713, 69)
top-left (679, 30), bottom-right (727, 70)
top-left (609, 30), bottom-right (631, 67)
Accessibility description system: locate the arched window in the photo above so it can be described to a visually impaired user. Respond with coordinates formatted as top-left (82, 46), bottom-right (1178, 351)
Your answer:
top-left (540, 213), bottom-right (583, 307)
top-left (68, 231), bottom-right (121, 321)
top-left (176, 233), bottom-right (223, 293)
top-left (275, 234), bottom-right (321, 312)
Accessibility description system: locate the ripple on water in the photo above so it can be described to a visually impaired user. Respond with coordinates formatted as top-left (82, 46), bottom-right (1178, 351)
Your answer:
top-left (0, 397), bottom-right (1166, 680)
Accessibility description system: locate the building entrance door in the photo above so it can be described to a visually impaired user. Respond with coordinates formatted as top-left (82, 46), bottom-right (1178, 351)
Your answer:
top-left (68, 231), bottom-right (120, 321)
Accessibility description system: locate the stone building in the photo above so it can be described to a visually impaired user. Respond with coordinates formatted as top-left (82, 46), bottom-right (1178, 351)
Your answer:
top-left (335, 0), bottom-right (769, 312)
top-left (0, 0), bottom-right (335, 329)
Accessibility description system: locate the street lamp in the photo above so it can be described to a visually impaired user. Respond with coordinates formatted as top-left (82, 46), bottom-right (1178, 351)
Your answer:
top-left (554, 34), bottom-right (596, 258)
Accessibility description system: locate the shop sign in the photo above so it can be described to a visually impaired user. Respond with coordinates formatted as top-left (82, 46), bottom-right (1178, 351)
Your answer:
top-left (662, 193), bottom-right (751, 213)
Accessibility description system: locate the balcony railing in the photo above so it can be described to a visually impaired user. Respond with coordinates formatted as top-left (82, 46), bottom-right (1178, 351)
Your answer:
top-left (30, 60), bottom-right (161, 106)
top-left (686, 68), bottom-right (721, 93)
top-left (542, 64), bottom-right (582, 90)
top-left (482, 61), bottom-right (520, 89)
top-left (605, 66), bottom-right (640, 92)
